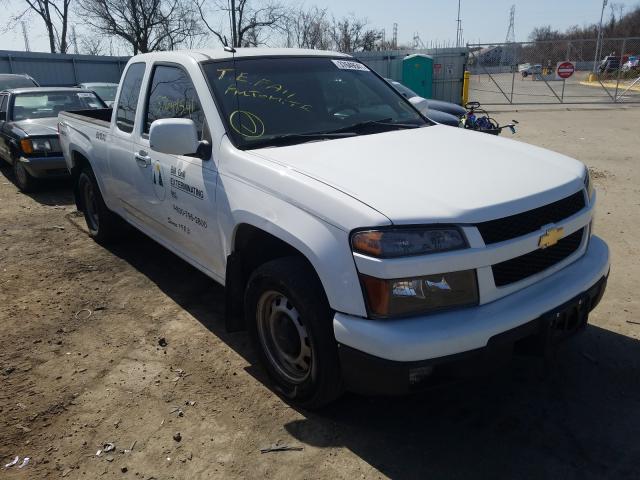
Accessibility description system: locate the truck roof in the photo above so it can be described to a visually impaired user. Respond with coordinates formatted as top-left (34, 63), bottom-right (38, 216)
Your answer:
top-left (131, 48), bottom-right (351, 63)
top-left (3, 87), bottom-right (96, 95)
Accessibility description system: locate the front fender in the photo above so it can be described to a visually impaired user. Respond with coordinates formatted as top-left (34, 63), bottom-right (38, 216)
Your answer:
top-left (218, 174), bottom-right (369, 318)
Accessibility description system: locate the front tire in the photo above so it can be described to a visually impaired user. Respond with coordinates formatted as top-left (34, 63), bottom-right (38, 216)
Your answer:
top-left (13, 159), bottom-right (38, 192)
top-left (245, 257), bottom-right (343, 409)
top-left (77, 167), bottom-right (122, 244)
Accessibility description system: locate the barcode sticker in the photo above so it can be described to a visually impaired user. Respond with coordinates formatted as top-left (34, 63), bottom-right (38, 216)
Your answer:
top-left (331, 60), bottom-right (369, 71)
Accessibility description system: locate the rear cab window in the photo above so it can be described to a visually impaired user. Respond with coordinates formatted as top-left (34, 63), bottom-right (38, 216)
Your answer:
top-left (116, 63), bottom-right (146, 133)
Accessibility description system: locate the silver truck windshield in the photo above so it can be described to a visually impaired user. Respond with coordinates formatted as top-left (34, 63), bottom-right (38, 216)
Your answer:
top-left (12, 91), bottom-right (106, 121)
top-left (203, 57), bottom-right (428, 149)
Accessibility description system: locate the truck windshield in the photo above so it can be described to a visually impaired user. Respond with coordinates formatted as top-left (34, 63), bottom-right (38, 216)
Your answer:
top-left (12, 91), bottom-right (106, 121)
top-left (203, 57), bottom-right (428, 149)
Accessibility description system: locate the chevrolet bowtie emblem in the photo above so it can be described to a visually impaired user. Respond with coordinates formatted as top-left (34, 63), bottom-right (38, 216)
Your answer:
top-left (538, 227), bottom-right (564, 249)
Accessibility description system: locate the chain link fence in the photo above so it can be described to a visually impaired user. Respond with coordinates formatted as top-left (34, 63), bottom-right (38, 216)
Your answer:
top-left (467, 38), bottom-right (640, 105)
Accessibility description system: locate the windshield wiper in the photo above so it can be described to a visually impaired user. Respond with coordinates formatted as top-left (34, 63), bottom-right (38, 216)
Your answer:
top-left (244, 132), bottom-right (356, 149)
top-left (325, 118), bottom-right (423, 135)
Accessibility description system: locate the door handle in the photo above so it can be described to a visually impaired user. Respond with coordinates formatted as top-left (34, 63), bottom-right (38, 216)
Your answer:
top-left (135, 151), bottom-right (151, 168)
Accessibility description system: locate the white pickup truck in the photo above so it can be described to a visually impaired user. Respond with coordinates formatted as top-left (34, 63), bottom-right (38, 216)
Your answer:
top-left (58, 49), bottom-right (609, 408)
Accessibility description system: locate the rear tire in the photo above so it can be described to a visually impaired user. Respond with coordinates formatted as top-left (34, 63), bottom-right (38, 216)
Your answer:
top-left (77, 167), bottom-right (122, 244)
top-left (245, 257), bottom-right (343, 409)
top-left (13, 159), bottom-right (38, 193)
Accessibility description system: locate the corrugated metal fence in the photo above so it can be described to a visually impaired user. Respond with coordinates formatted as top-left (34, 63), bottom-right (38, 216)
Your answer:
top-left (0, 50), bottom-right (129, 86)
top-left (351, 47), bottom-right (468, 104)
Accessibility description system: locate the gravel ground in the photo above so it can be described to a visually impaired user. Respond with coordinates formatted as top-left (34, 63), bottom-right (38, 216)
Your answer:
top-left (1, 107), bottom-right (639, 479)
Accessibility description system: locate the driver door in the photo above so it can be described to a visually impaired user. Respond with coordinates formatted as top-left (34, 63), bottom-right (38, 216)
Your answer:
top-left (134, 63), bottom-right (221, 273)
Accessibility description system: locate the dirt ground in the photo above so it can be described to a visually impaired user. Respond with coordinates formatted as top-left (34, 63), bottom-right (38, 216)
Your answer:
top-left (1, 107), bottom-right (639, 480)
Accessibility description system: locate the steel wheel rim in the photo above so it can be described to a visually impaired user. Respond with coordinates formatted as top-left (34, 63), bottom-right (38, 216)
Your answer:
top-left (256, 290), bottom-right (312, 384)
top-left (82, 178), bottom-right (99, 232)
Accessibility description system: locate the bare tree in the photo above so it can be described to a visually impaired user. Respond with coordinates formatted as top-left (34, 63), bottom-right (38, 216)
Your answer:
top-left (197, 0), bottom-right (287, 48)
top-left (78, 0), bottom-right (204, 54)
top-left (285, 6), bottom-right (331, 49)
top-left (18, 0), bottom-right (71, 53)
top-left (330, 14), bottom-right (382, 52)
top-left (79, 34), bottom-right (104, 55)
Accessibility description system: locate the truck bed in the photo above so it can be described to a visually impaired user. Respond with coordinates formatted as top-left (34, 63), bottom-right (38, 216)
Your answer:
top-left (59, 108), bottom-right (112, 128)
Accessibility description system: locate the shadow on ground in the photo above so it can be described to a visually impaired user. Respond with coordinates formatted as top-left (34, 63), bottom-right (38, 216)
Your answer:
top-left (0, 162), bottom-right (74, 206)
top-left (85, 224), bottom-right (640, 480)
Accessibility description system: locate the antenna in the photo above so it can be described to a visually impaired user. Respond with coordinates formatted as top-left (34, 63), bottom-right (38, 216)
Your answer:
top-left (21, 21), bottom-right (30, 52)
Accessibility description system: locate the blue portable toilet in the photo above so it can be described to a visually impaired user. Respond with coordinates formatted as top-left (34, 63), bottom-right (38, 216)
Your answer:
top-left (402, 54), bottom-right (433, 99)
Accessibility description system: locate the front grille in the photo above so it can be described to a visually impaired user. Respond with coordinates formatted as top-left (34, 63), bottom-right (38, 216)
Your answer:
top-left (477, 191), bottom-right (585, 245)
top-left (492, 228), bottom-right (584, 287)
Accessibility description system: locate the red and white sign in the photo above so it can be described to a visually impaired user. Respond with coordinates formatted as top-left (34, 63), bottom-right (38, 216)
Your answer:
top-left (556, 61), bottom-right (576, 80)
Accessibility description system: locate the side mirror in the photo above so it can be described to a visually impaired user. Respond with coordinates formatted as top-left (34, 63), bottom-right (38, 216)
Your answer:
top-left (0, 111), bottom-right (5, 121)
top-left (149, 118), bottom-right (201, 157)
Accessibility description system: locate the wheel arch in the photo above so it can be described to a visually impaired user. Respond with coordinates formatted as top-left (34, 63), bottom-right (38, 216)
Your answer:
top-left (224, 215), bottom-right (365, 331)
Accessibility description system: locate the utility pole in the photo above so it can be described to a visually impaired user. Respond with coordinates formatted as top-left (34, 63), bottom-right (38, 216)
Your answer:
top-left (21, 21), bottom-right (30, 52)
top-left (71, 26), bottom-right (78, 54)
top-left (392, 23), bottom-right (398, 49)
top-left (456, 0), bottom-right (463, 48)
top-left (593, 0), bottom-right (608, 72)
top-left (501, 5), bottom-right (515, 67)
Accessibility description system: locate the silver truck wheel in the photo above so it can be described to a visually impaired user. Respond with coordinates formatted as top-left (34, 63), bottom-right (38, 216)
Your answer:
top-left (256, 290), bottom-right (313, 384)
top-left (245, 257), bottom-right (343, 409)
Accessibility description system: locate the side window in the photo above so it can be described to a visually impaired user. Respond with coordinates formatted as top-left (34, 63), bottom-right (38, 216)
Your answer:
top-left (0, 95), bottom-right (7, 114)
top-left (116, 62), bottom-right (145, 133)
top-left (144, 65), bottom-right (204, 138)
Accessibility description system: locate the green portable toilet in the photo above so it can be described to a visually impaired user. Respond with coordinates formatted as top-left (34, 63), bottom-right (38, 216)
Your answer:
top-left (402, 54), bottom-right (433, 99)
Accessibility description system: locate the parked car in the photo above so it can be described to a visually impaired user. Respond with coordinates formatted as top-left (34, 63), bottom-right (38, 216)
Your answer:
top-left (622, 56), bottom-right (639, 72)
top-left (518, 64), bottom-right (542, 77)
top-left (385, 78), bottom-right (464, 126)
top-left (59, 50), bottom-right (609, 408)
top-left (77, 82), bottom-right (118, 107)
top-left (0, 74), bottom-right (39, 91)
top-left (599, 56), bottom-right (621, 73)
top-left (0, 87), bottom-right (107, 191)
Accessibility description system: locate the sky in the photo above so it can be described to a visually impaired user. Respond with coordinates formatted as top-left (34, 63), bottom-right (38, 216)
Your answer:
top-left (0, 0), bottom-right (638, 54)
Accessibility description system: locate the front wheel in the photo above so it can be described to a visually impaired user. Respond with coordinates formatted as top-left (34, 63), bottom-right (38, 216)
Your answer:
top-left (13, 159), bottom-right (38, 192)
top-left (245, 257), bottom-right (343, 409)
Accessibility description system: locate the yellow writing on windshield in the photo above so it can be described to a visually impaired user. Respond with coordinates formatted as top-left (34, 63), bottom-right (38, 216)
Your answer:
top-left (229, 110), bottom-right (265, 138)
top-left (224, 85), bottom-right (311, 112)
top-left (215, 69), bottom-right (312, 112)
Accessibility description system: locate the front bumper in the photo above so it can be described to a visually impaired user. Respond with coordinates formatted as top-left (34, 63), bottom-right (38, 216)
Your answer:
top-left (334, 235), bottom-right (610, 394)
top-left (19, 155), bottom-right (69, 178)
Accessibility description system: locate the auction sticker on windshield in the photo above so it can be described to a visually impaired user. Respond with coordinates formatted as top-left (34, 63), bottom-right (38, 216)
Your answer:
top-left (331, 60), bottom-right (369, 71)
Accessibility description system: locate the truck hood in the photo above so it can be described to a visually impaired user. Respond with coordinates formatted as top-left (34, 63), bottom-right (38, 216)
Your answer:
top-left (251, 125), bottom-right (586, 224)
top-left (13, 117), bottom-right (59, 137)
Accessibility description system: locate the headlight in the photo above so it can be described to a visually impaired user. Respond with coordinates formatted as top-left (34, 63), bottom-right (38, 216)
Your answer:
top-left (351, 227), bottom-right (467, 258)
top-left (360, 270), bottom-right (479, 318)
top-left (584, 168), bottom-right (594, 202)
top-left (20, 138), bottom-right (54, 154)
